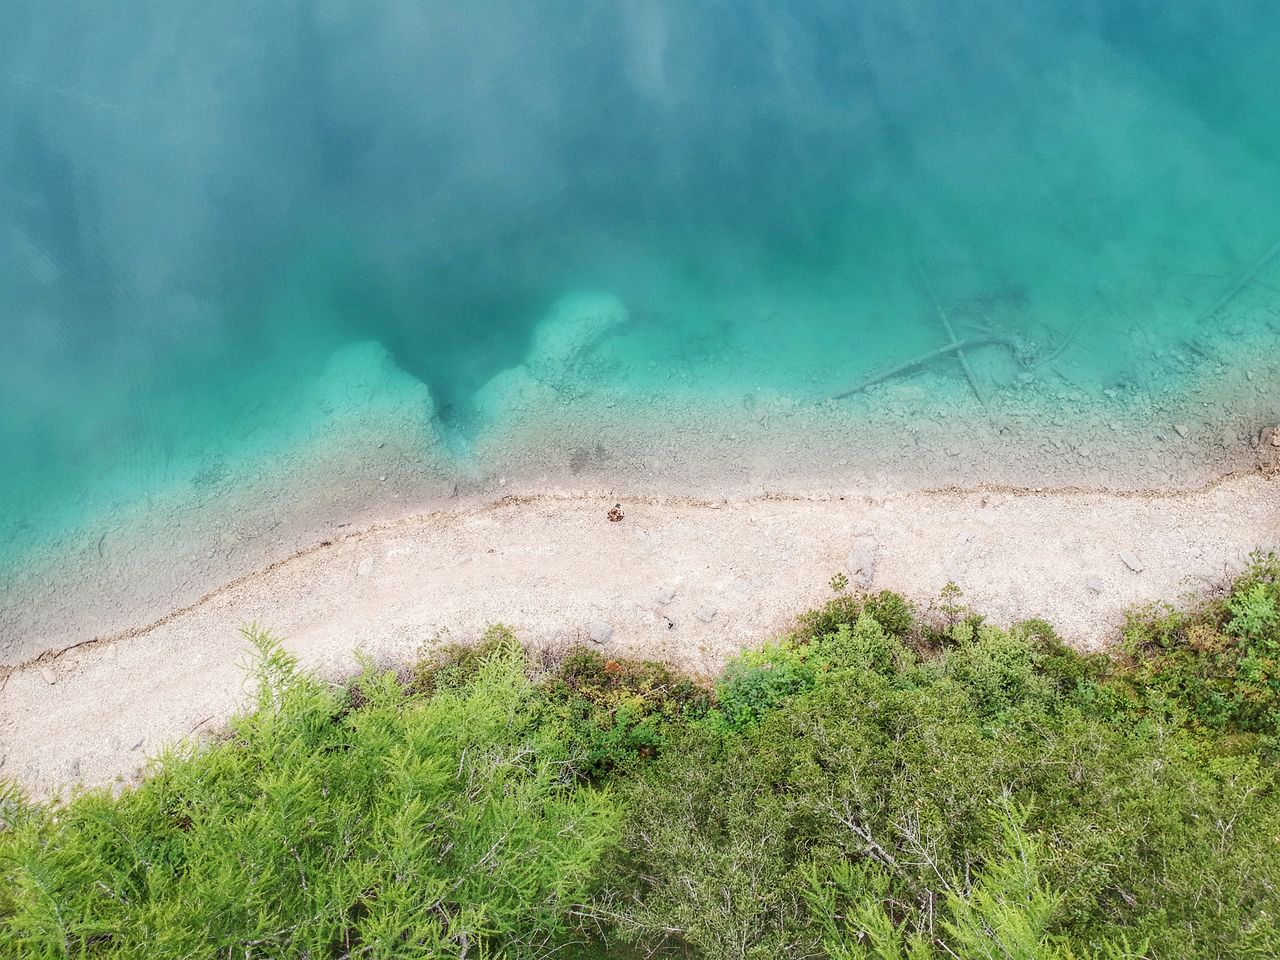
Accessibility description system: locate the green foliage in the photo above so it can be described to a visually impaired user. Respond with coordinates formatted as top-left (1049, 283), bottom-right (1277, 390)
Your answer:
top-left (1226, 580), bottom-right (1280, 642)
top-left (938, 622), bottom-right (1058, 716)
top-left (0, 628), bottom-right (620, 959)
top-left (543, 648), bottom-right (711, 778)
top-left (807, 805), bottom-right (1148, 960)
top-left (863, 591), bottom-right (915, 639)
top-left (5, 563), bottom-right (1280, 959)
top-left (935, 581), bottom-right (969, 631)
top-left (1016, 618), bottom-right (1108, 695)
top-left (714, 645), bottom-right (816, 730)
top-left (597, 569), bottom-right (1280, 959)
top-left (1116, 551), bottom-right (1280, 734)
top-left (811, 613), bottom-right (902, 675)
top-left (795, 590), bottom-right (915, 644)
top-left (410, 623), bottom-right (515, 696)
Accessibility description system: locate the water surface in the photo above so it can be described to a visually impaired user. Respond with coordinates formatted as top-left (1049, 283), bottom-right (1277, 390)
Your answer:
top-left (3, 2), bottom-right (1280, 653)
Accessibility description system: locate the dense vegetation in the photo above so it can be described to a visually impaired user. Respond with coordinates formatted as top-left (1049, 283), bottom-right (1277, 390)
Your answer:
top-left (2, 555), bottom-right (1278, 958)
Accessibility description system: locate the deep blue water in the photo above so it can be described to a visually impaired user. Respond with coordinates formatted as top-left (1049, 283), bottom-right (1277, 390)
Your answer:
top-left (3, 1), bottom-right (1280, 569)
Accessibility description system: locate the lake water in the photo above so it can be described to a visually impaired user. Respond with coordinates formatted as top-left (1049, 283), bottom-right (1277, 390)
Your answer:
top-left (3, 2), bottom-right (1279, 656)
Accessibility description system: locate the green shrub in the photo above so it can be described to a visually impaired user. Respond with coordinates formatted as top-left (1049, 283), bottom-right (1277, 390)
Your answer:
top-left (0, 629), bottom-right (620, 959)
top-left (797, 593), bottom-right (869, 642)
top-left (598, 586), bottom-right (1280, 959)
top-left (714, 645), bottom-right (816, 730)
top-left (1115, 552), bottom-right (1280, 734)
top-left (1226, 580), bottom-right (1280, 642)
top-left (795, 591), bottom-right (915, 644)
top-left (1017, 618), bottom-right (1108, 694)
top-left (938, 622), bottom-right (1056, 716)
top-left (543, 648), bottom-right (710, 778)
top-left (863, 590), bottom-right (916, 639)
top-left (410, 622), bottom-right (514, 695)
top-left (6, 569), bottom-right (1280, 959)
top-left (810, 612), bottom-right (902, 675)
top-left (806, 804), bottom-right (1149, 960)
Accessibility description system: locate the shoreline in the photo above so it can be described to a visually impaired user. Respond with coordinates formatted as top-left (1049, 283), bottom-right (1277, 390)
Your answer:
top-left (4, 391), bottom-right (1276, 669)
top-left (2, 472), bottom-right (1276, 797)
top-left (3, 466), bottom-right (1273, 676)
top-left (3, 286), bottom-right (1277, 667)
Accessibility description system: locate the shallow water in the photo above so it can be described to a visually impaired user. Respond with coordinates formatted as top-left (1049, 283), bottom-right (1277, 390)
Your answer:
top-left (3, 2), bottom-right (1280, 632)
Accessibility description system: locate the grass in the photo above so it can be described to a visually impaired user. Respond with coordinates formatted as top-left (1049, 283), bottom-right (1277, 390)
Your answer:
top-left (2, 554), bottom-right (1278, 958)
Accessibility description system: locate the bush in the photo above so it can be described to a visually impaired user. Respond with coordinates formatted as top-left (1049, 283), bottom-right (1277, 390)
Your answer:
top-left (410, 622), bottom-right (514, 695)
top-left (811, 613), bottom-right (902, 675)
top-left (795, 591), bottom-right (915, 644)
top-left (806, 804), bottom-right (1149, 960)
top-left (714, 645), bottom-right (816, 730)
top-left (543, 647), bottom-right (711, 778)
top-left (1115, 552), bottom-right (1280, 735)
top-left (596, 587), bottom-right (1280, 959)
top-left (1017, 618), bottom-right (1108, 694)
top-left (5, 570), bottom-right (1280, 959)
top-left (0, 629), bottom-right (620, 959)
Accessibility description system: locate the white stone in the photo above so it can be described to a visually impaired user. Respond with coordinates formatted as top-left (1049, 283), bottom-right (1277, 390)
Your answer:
top-left (845, 536), bottom-right (879, 589)
top-left (1119, 551), bottom-right (1144, 573)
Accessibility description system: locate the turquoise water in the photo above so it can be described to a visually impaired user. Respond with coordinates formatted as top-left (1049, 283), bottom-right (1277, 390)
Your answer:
top-left (3, 2), bottom-right (1280, 587)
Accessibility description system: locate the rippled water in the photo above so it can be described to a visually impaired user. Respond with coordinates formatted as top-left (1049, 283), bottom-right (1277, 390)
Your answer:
top-left (3, 2), bottom-right (1280, 614)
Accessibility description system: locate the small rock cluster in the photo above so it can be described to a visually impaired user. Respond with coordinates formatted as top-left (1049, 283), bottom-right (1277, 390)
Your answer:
top-left (1259, 425), bottom-right (1280, 476)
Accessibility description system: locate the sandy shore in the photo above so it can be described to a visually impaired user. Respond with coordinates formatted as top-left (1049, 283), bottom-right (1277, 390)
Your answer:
top-left (2, 297), bottom-right (1277, 798)
top-left (5, 286), bottom-right (1277, 678)
top-left (5, 362), bottom-right (1277, 670)
top-left (2, 472), bottom-right (1277, 798)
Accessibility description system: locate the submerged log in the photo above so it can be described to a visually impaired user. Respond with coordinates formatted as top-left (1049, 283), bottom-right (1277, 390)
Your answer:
top-left (823, 334), bottom-right (1020, 401)
top-left (1197, 237), bottom-right (1280, 326)
top-left (917, 262), bottom-right (987, 407)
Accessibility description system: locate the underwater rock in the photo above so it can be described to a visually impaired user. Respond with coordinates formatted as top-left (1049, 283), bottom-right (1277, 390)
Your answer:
top-left (307, 340), bottom-right (452, 464)
top-left (469, 364), bottom-right (555, 423)
top-left (469, 292), bottom-right (627, 424)
top-left (1258, 425), bottom-right (1280, 476)
top-left (315, 340), bottom-right (436, 416)
top-left (526, 292), bottom-right (628, 382)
